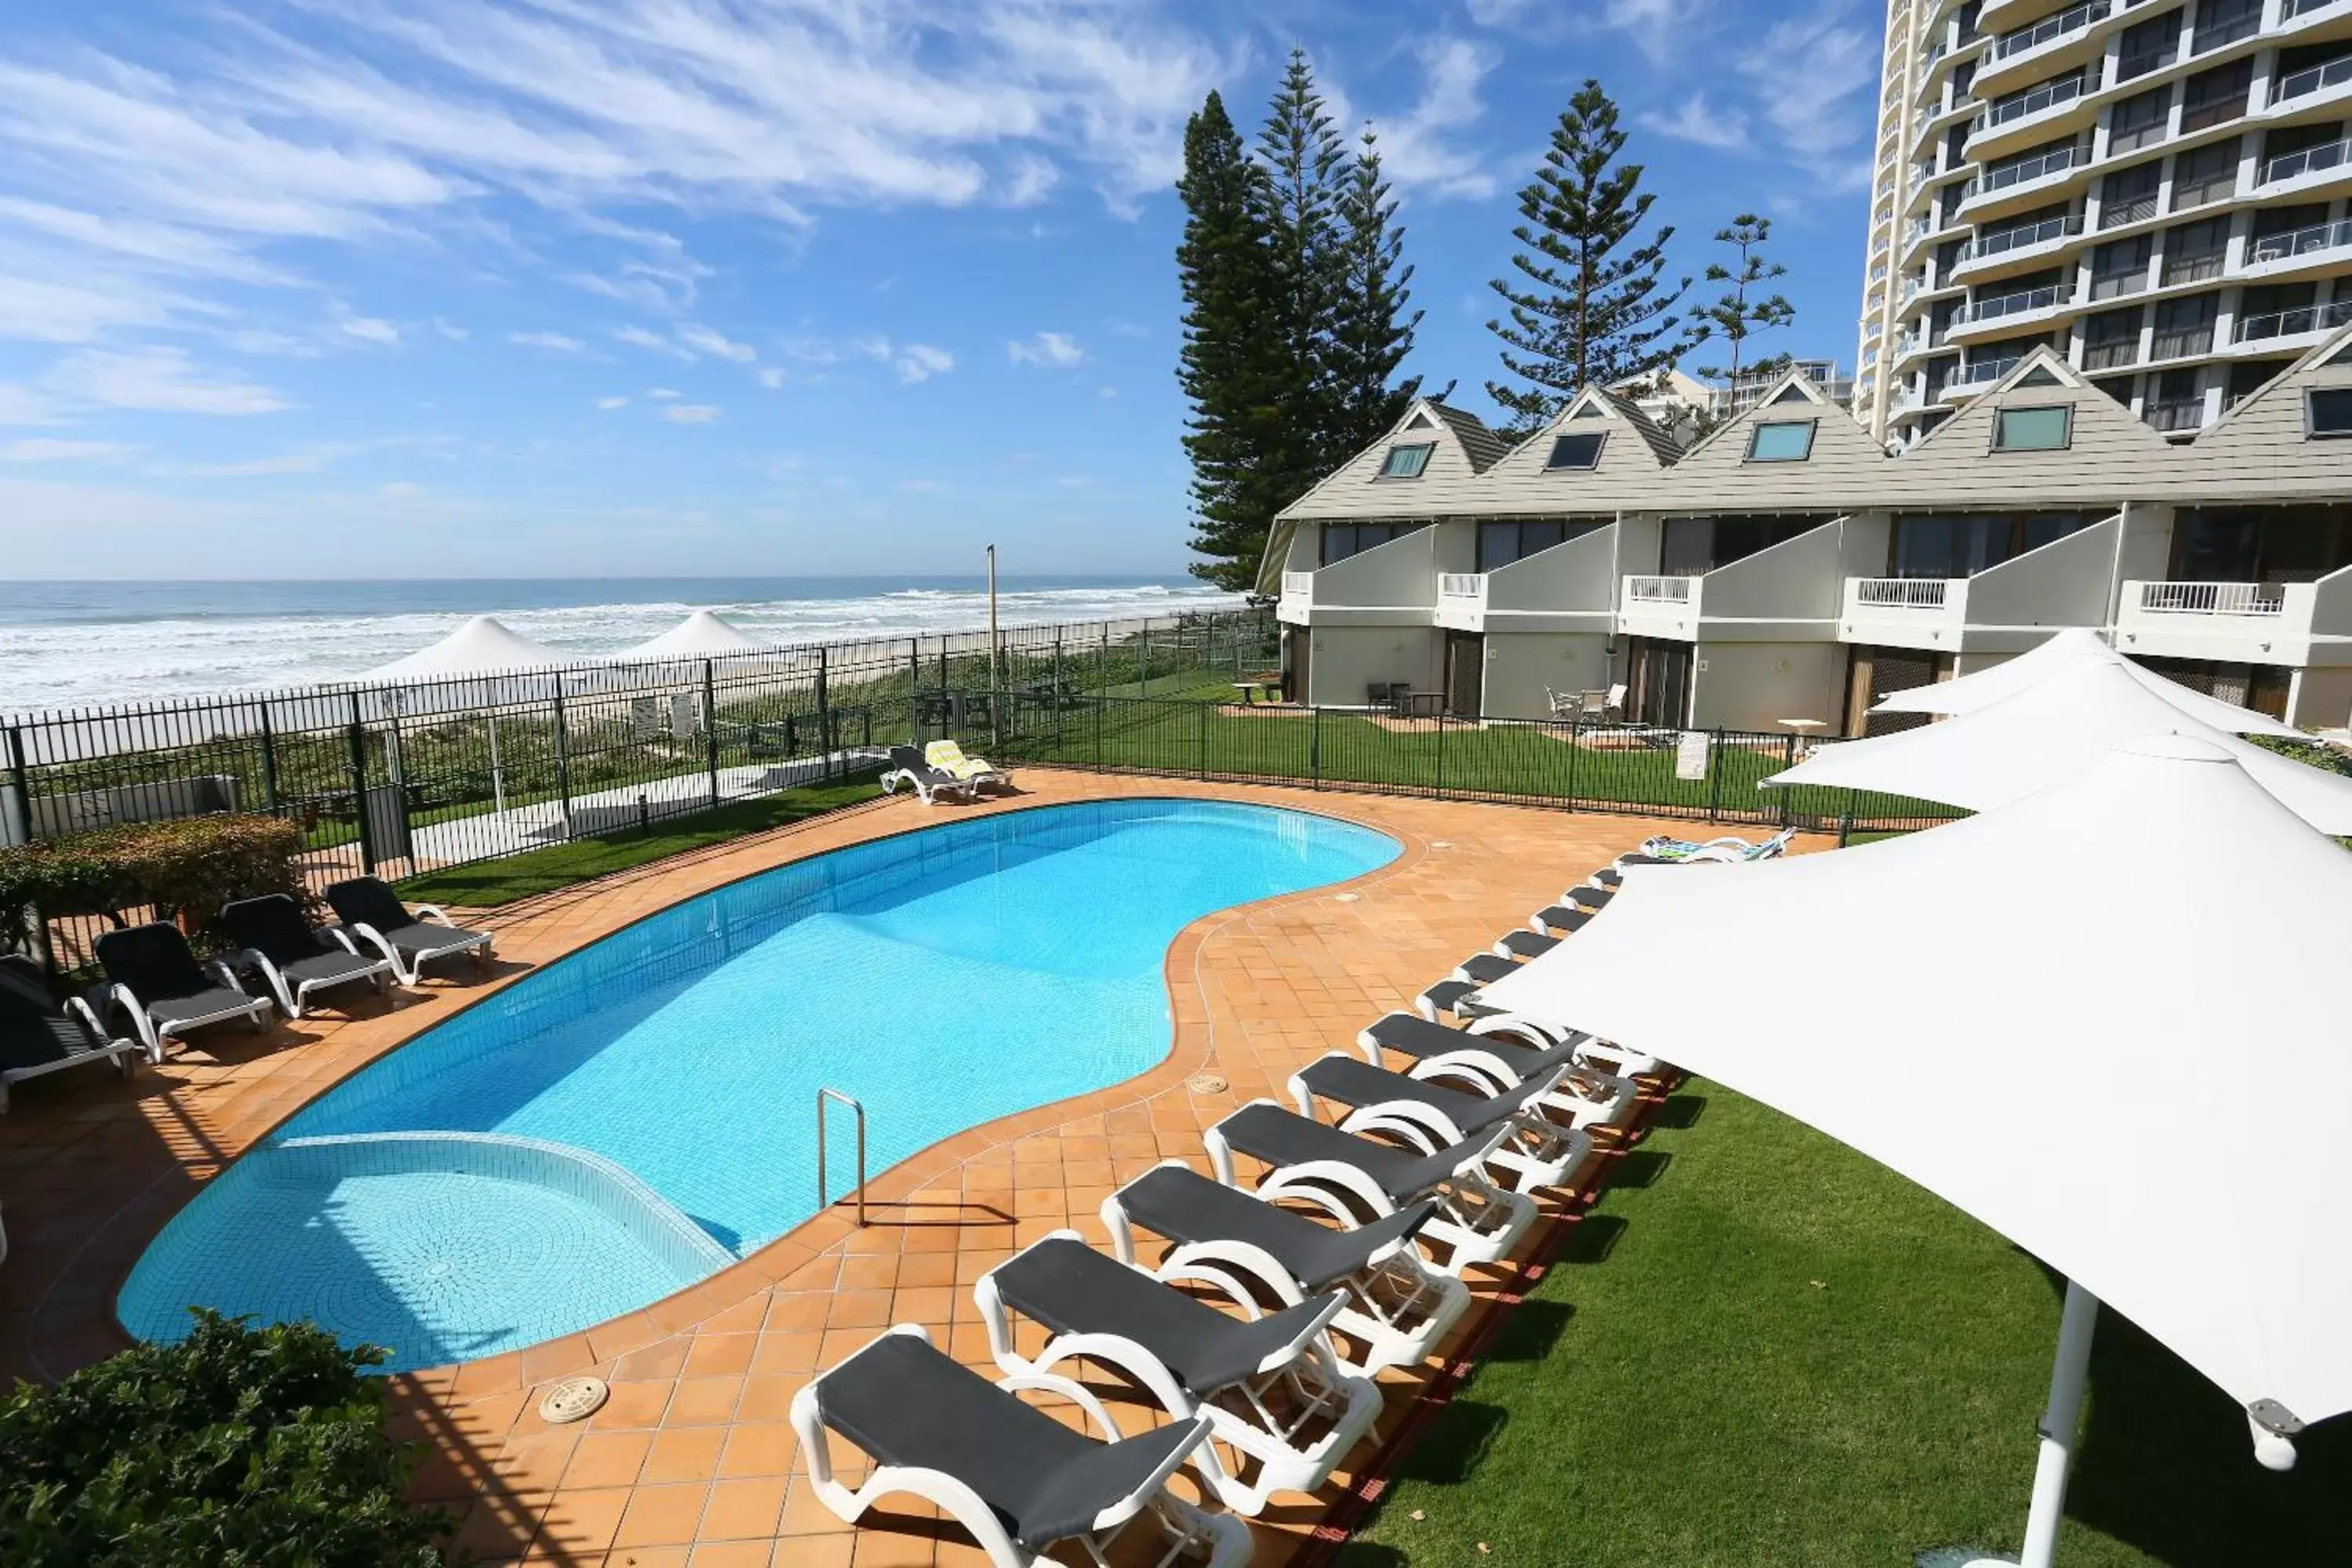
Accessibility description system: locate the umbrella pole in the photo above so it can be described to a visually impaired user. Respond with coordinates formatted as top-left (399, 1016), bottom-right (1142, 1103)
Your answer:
top-left (1974, 1277), bottom-right (2099, 1568)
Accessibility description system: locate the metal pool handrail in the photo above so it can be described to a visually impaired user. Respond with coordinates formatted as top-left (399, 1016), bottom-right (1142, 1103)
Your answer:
top-left (817, 1086), bottom-right (868, 1227)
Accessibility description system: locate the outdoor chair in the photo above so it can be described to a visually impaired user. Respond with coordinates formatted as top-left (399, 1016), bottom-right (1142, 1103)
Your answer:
top-left (1285, 1052), bottom-right (1589, 1194)
top-left (879, 744), bottom-right (978, 806)
top-left (1529, 904), bottom-right (1597, 938)
top-left (93, 923), bottom-right (272, 1063)
top-left (923, 739), bottom-right (1014, 792)
top-left (1451, 951), bottom-right (1518, 987)
top-left (974, 1231), bottom-right (1381, 1515)
top-left (1631, 827), bottom-right (1797, 864)
top-left (322, 877), bottom-right (495, 985)
top-left (1356, 1012), bottom-right (1638, 1134)
top-left (1102, 1159), bottom-right (1466, 1376)
top-left (1544, 687), bottom-right (1581, 721)
top-left (1494, 928), bottom-right (1560, 960)
top-left (219, 894), bottom-right (399, 1018)
top-left (789, 1324), bottom-right (1248, 1568)
top-left (1203, 1100), bottom-right (1534, 1270)
top-left (0, 955), bottom-right (139, 1111)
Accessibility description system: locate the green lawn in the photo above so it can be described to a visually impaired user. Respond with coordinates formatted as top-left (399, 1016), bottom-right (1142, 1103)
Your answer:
top-left (992, 686), bottom-right (1951, 831)
top-left (1339, 1083), bottom-right (2348, 1567)
top-left (392, 773), bottom-right (884, 907)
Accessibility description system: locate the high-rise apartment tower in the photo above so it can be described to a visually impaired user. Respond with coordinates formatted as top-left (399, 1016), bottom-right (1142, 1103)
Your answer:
top-left (1855, 0), bottom-right (2352, 446)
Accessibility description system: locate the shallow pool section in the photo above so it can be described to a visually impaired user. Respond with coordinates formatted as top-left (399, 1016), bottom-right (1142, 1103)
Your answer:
top-left (121, 799), bottom-right (1397, 1370)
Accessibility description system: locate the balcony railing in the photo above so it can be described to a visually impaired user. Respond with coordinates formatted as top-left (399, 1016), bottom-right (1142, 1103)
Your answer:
top-left (2272, 52), bottom-right (2352, 106)
top-left (2135, 581), bottom-right (2285, 615)
top-left (1282, 571), bottom-right (1314, 598)
top-left (2264, 135), bottom-right (2352, 187)
top-left (1627, 576), bottom-right (1695, 604)
top-left (1855, 578), bottom-right (1953, 609)
top-left (2283, 0), bottom-right (2350, 20)
top-left (1951, 355), bottom-right (2023, 386)
top-left (2235, 298), bottom-right (2352, 343)
top-left (1991, 1), bottom-right (2110, 61)
top-left (2249, 217), bottom-right (2352, 264)
top-left (1439, 573), bottom-right (1484, 599)
top-left (1957, 283), bottom-right (2070, 324)
top-left (1966, 142), bottom-right (2087, 198)
top-left (1963, 213), bottom-right (2084, 260)
top-left (1977, 74), bottom-right (2086, 132)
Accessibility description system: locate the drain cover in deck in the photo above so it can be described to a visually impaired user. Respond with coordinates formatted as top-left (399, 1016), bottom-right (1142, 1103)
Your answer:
top-left (538, 1376), bottom-right (609, 1424)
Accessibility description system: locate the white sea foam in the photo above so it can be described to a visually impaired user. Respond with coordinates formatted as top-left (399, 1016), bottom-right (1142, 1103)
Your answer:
top-left (0, 580), bottom-right (1243, 719)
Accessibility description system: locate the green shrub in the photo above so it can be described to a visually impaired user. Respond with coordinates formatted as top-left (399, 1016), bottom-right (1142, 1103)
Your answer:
top-left (0, 1310), bottom-right (450, 1567)
top-left (0, 814), bottom-right (310, 951)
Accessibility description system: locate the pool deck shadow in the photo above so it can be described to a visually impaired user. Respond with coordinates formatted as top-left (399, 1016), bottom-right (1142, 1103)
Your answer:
top-left (0, 771), bottom-right (1826, 1566)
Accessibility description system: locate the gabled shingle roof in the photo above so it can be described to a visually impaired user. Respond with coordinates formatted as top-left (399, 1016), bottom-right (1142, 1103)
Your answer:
top-left (1594, 391), bottom-right (1685, 465)
top-left (1428, 402), bottom-right (1512, 472)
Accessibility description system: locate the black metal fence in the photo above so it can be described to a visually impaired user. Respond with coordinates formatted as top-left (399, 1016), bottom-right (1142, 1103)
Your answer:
top-left (944, 693), bottom-right (1962, 839)
top-left (2, 608), bottom-right (1280, 964)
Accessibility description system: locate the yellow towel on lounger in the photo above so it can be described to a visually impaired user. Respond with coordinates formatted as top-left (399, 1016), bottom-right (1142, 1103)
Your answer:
top-left (925, 740), bottom-right (1002, 780)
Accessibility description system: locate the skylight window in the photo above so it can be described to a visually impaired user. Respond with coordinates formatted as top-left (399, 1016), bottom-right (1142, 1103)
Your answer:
top-left (1746, 420), bottom-right (1819, 462)
top-left (1546, 431), bottom-right (1607, 469)
top-left (1380, 442), bottom-right (1435, 478)
top-left (2309, 387), bottom-right (2352, 438)
top-left (1993, 405), bottom-right (2073, 452)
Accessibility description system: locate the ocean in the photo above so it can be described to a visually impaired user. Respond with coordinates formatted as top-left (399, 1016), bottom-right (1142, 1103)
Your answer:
top-left (0, 576), bottom-right (1243, 718)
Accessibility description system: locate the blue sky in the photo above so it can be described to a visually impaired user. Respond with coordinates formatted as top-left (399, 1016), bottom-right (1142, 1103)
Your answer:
top-left (0, 0), bottom-right (1884, 580)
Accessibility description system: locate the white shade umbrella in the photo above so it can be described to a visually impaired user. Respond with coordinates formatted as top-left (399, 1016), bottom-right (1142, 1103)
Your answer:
top-left (1479, 736), bottom-right (2352, 1565)
top-left (363, 616), bottom-right (568, 820)
top-left (1771, 657), bottom-right (2352, 833)
top-left (615, 609), bottom-right (770, 662)
top-left (1873, 627), bottom-right (2304, 739)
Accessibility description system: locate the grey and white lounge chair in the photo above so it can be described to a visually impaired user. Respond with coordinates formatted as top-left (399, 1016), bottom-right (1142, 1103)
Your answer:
top-left (1357, 1011), bottom-right (1639, 1133)
top-left (1561, 881), bottom-right (1615, 911)
top-left (219, 895), bottom-right (399, 1018)
top-left (1204, 1100), bottom-right (1534, 1270)
top-left (975, 1231), bottom-right (1382, 1515)
top-left (879, 744), bottom-right (978, 806)
top-left (1103, 1160), bottom-right (1468, 1376)
top-left (1530, 903), bottom-right (1597, 937)
top-left (322, 877), bottom-right (494, 985)
top-left (1451, 952), bottom-right (1517, 987)
top-left (93, 923), bottom-right (272, 1063)
top-left (1494, 928), bottom-right (1560, 960)
top-left (1287, 1053), bottom-right (1589, 1194)
top-left (790, 1323), bottom-right (1248, 1568)
top-left (1416, 977), bottom-right (1497, 1024)
top-left (0, 955), bottom-right (138, 1112)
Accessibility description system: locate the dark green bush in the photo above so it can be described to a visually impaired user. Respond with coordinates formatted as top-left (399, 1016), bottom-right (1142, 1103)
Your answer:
top-left (0, 813), bottom-right (311, 951)
top-left (0, 1311), bottom-right (451, 1567)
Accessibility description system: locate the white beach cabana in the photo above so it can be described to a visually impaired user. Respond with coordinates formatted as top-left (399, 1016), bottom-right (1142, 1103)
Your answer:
top-left (1478, 735), bottom-right (2351, 1566)
top-left (1768, 657), bottom-right (2352, 832)
top-left (364, 615), bottom-right (568, 818)
top-left (1873, 627), bottom-right (2304, 738)
top-left (615, 609), bottom-right (770, 663)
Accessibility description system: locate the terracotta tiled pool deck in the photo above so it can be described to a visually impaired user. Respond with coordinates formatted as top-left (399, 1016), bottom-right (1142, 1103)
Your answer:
top-left (0, 773), bottom-right (1818, 1566)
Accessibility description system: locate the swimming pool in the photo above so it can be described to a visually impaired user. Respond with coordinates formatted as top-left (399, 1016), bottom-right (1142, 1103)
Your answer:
top-left (119, 799), bottom-right (1398, 1370)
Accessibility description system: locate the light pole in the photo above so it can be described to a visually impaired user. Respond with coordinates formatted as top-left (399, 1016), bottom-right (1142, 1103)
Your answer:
top-left (986, 544), bottom-right (1000, 750)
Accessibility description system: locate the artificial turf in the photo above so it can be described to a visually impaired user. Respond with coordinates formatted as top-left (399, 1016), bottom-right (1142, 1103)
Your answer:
top-left (392, 773), bottom-right (884, 907)
top-left (1337, 1082), bottom-right (2349, 1568)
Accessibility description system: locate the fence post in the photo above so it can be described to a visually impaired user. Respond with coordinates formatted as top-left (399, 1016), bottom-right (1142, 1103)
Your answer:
top-left (1053, 632), bottom-right (1065, 750)
top-left (704, 660), bottom-right (721, 809)
top-left (1098, 625), bottom-right (1109, 695)
top-left (1707, 729), bottom-right (1724, 822)
top-left (552, 690), bottom-right (574, 839)
top-left (1140, 622), bottom-right (1152, 697)
top-left (1434, 713), bottom-right (1447, 799)
top-left (1310, 705), bottom-right (1322, 790)
top-left (1197, 699), bottom-right (1211, 780)
top-left (1565, 720), bottom-right (1580, 812)
top-left (257, 701), bottom-right (281, 814)
top-left (344, 691), bottom-right (376, 875)
top-left (4, 725), bottom-right (33, 848)
top-left (1839, 788), bottom-right (1858, 848)
top-left (908, 638), bottom-right (922, 742)
top-left (816, 646), bottom-right (831, 780)
top-left (1779, 736), bottom-right (1795, 828)
top-left (1093, 693), bottom-right (1104, 772)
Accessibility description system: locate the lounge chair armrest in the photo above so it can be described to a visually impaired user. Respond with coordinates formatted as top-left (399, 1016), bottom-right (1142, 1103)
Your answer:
top-left (98, 984), bottom-right (164, 1060)
top-left (323, 927), bottom-right (364, 957)
top-left (206, 960), bottom-right (257, 998)
top-left (1257, 1291), bottom-right (1351, 1376)
top-left (996, 1368), bottom-right (1127, 1442)
top-left (63, 993), bottom-right (113, 1041)
top-left (233, 949), bottom-right (298, 1017)
top-left (412, 904), bottom-right (455, 926)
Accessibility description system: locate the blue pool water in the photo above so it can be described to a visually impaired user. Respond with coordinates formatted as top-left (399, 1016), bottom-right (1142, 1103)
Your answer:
top-left (119, 799), bottom-right (1397, 1370)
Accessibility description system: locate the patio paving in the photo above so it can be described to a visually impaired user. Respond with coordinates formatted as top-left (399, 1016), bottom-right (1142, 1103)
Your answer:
top-left (0, 771), bottom-right (1819, 1566)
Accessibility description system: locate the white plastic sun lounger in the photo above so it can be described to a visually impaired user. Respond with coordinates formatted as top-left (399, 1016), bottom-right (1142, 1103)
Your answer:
top-left (1357, 1012), bottom-right (1639, 1134)
top-left (975, 1231), bottom-right (1381, 1515)
top-left (791, 1323), bottom-right (1250, 1568)
top-left (1287, 1053), bottom-right (1589, 1194)
top-left (1103, 1160), bottom-right (1468, 1377)
top-left (1203, 1100), bottom-right (1535, 1271)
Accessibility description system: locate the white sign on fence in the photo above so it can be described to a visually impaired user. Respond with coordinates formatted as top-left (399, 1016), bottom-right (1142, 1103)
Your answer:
top-left (630, 697), bottom-right (661, 740)
top-left (1673, 729), bottom-right (1709, 782)
top-left (669, 693), bottom-right (701, 738)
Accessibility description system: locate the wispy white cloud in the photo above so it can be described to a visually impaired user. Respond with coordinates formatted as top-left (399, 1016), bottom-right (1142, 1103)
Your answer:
top-left (1357, 38), bottom-right (1503, 201)
top-left (509, 329), bottom-right (586, 352)
top-left (859, 335), bottom-right (955, 383)
top-left (43, 348), bottom-right (288, 416)
top-left (679, 325), bottom-right (756, 362)
top-left (183, 453), bottom-right (333, 476)
top-left (1, 438), bottom-right (135, 463)
top-left (1739, 7), bottom-right (1878, 191)
top-left (755, 366), bottom-right (785, 389)
top-left (0, 384), bottom-right (55, 424)
top-left (341, 314), bottom-right (400, 344)
top-left (434, 318), bottom-right (469, 340)
top-left (1007, 330), bottom-right (1084, 367)
top-left (648, 387), bottom-right (683, 399)
top-left (595, 395), bottom-right (629, 409)
top-left (897, 477), bottom-right (947, 493)
top-left (1640, 91), bottom-right (1753, 151)
top-left (661, 402), bottom-right (720, 424)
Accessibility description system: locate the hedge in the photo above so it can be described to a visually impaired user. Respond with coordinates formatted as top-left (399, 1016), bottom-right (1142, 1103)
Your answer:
top-left (0, 814), bottom-right (311, 952)
top-left (0, 1310), bottom-right (450, 1567)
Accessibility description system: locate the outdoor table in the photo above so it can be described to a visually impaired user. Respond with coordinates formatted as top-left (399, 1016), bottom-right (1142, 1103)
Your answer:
top-left (1779, 717), bottom-right (1829, 759)
top-left (1231, 678), bottom-right (1283, 705)
top-left (1400, 691), bottom-right (1445, 719)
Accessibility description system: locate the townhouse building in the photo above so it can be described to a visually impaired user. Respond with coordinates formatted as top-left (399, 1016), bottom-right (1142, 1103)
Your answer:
top-left (1265, 324), bottom-right (2352, 734)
